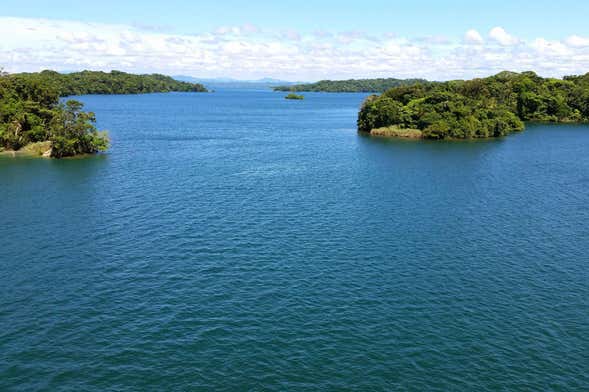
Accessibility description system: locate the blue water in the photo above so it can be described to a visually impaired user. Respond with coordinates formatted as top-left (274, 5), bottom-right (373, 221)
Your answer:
top-left (1, 90), bottom-right (588, 391)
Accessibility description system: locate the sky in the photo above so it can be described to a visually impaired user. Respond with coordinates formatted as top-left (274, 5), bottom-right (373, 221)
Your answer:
top-left (2, 0), bottom-right (589, 81)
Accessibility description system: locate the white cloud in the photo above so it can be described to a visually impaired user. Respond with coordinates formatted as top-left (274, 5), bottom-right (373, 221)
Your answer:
top-left (565, 35), bottom-right (589, 48)
top-left (488, 27), bottom-right (519, 46)
top-left (532, 38), bottom-right (570, 56)
top-left (464, 29), bottom-right (484, 44)
top-left (215, 25), bottom-right (255, 36)
top-left (1, 17), bottom-right (589, 81)
top-left (280, 29), bottom-right (301, 41)
top-left (415, 35), bottom-right (450, 45)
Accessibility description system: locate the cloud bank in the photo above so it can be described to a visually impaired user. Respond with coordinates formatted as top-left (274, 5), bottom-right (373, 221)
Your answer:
top-left (1, 17), bottom-right (589, 81)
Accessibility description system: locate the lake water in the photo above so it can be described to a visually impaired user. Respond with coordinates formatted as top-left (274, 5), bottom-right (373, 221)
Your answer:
top-left (1, 90), bottom-right (588, 391)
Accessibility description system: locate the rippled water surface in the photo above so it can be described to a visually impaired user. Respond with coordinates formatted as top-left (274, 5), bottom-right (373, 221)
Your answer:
top-left (1, 90), bottom-right (588, 391)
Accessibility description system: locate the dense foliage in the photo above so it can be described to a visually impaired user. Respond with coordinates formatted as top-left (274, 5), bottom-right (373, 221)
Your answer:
top-left (0, 72), bottom-right (109, 157)
top-left (274, 78), bottom-right (427, 93)
top-left (13, 70), bottom-right (208, 96)
top-left (358, 71), bottom-right (589, 139)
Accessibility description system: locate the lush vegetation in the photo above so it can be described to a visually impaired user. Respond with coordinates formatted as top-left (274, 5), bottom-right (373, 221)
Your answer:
top-left (0, 71), bottom-right (109, 157)
top-left (12, 70), bottom-right (208, 96)
top-left (0, 69), bottom-right (209, 157)
top-left (285, 93), bottom-right (304, 100)
top-left (274, 78), bottom-right (427, 93)
top-left (358, 71), bottom-right (589, 139)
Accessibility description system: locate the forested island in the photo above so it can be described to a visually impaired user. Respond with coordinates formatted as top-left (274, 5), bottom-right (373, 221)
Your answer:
top-left (358, 71), bottom-right (589, 139)
top-left (274, 78), bottom-right (426, 93)
top-left (0, 70), bottom-right (207, 158)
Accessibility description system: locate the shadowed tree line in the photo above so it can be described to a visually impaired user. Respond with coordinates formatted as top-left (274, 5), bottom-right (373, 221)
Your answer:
top-left (358, 71), bottom-right (589, 139)
top-left (274, 78), bottom-right (427, 93)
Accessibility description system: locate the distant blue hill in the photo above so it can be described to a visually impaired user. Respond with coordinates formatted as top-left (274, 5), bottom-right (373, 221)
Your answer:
top-left (173, 75), bottom-right (301, 89)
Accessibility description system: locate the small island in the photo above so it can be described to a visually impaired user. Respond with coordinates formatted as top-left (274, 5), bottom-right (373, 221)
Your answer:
top-left (285, 93), bottom-right (304, 100)
top-left (358, 71), bottom-right (589, 139)
top-left (275, 78), bottom-right (426, 93)
top-left (0, 70), bottom-right (208, 158)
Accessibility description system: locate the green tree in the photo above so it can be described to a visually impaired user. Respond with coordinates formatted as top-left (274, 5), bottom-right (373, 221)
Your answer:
top-left (49, 100), bottom-right (109, 158)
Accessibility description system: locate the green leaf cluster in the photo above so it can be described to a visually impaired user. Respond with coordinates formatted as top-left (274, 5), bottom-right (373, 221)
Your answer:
top-left (358, 71), bottom-right (589, 139)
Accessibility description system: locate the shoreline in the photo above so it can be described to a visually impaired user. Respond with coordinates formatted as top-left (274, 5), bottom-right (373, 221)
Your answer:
top-left (360, 126), bottom-right (517, 141)
top-left (0, 141), bottom-right (52, 158)
top-left (366, 126), bottom-right (423, 139)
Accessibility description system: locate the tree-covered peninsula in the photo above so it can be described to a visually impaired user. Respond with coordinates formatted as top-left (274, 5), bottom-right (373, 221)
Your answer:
top-left (15, 70), bottom-right (208, 96)
top-left (358, 71), bottom-right (589, 139)
top-left (274, 78), bottom-right (427, 93)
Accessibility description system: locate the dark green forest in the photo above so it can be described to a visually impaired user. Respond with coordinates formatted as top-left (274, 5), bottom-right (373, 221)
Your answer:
top-left (358, 71), bottom-right (589, 139)
top-left (274, 78), bottom-right (426, 93)
top-left (14, 70), bottom-right (208, 96)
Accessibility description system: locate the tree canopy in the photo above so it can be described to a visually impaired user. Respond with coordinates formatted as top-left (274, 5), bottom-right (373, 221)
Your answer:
top-left (274, 78), bottom-right (427, 93)
top-left (358, 71), bottom-right (589, 139)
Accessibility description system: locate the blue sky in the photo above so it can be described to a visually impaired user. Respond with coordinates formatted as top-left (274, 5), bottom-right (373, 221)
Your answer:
top-left (4, 0), bottom-right (589, 39)
top-left (2, 1), bottom-right (589, 80)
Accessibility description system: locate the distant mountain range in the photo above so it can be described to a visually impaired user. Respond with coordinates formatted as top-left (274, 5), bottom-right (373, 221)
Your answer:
top-left (173, 75), bottom-right (432, 93)
top-left (173, 76), bottom-right (300, 89)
